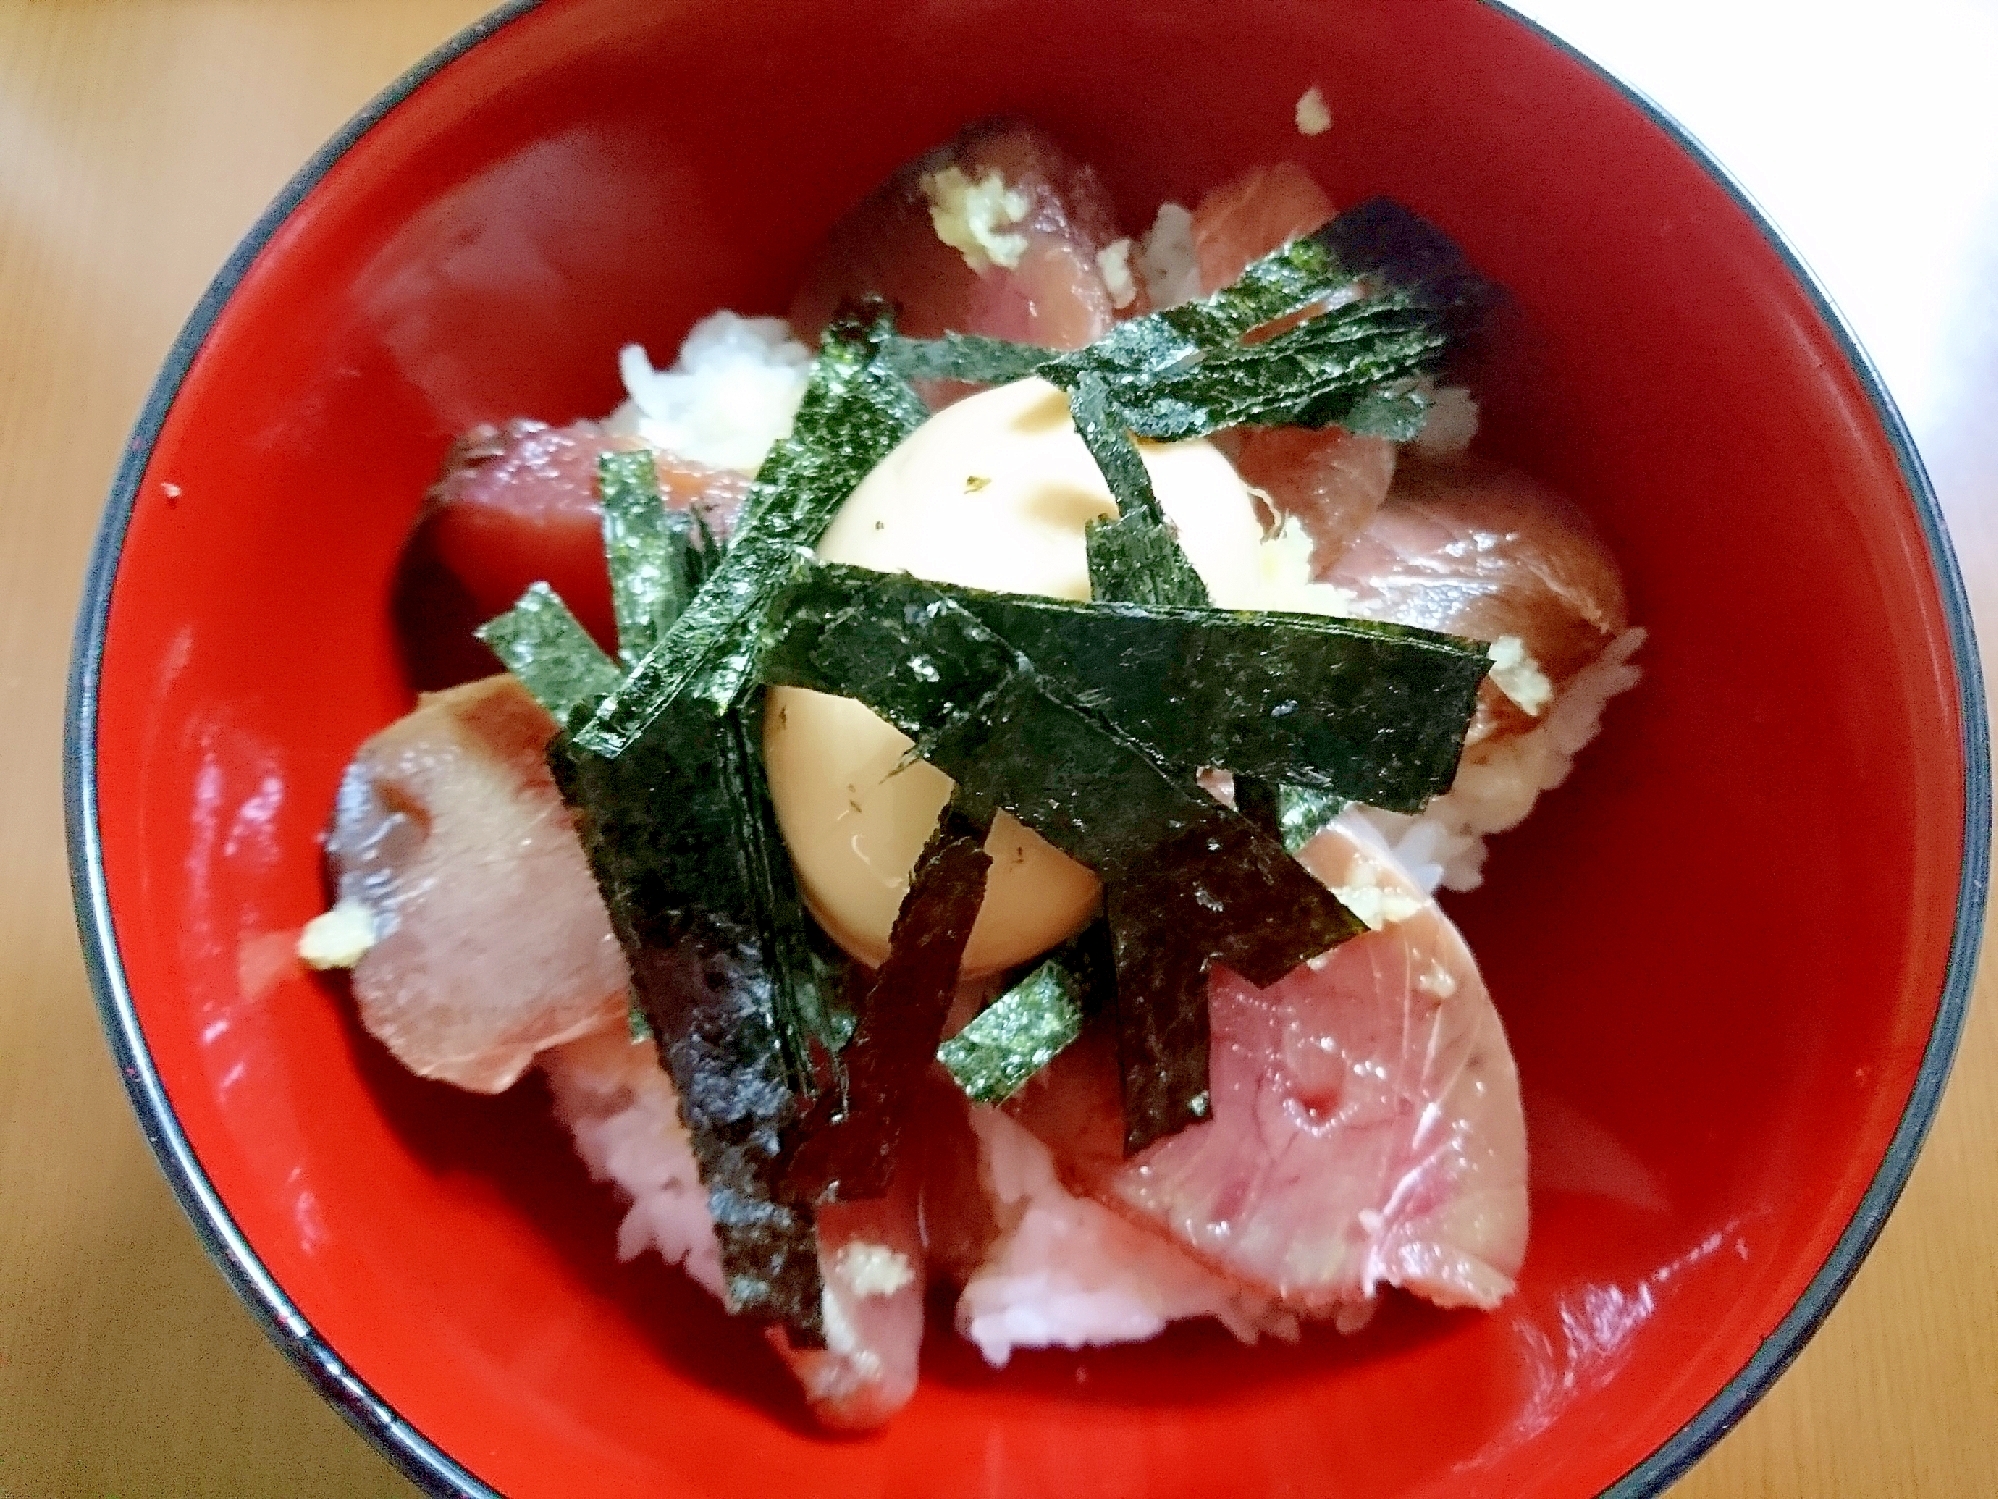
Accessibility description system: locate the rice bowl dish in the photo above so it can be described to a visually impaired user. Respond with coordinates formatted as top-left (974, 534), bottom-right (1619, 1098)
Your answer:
top-left (66, 3), bottom-right (1985, 1494)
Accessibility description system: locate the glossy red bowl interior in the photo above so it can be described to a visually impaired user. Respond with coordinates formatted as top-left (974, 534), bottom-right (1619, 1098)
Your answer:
top-left (68, 1), bottom-right (1987, 1495)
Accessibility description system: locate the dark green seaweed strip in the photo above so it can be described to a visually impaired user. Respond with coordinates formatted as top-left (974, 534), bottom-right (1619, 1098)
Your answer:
top-left (1106, 810), bottom-right (1368, 1150)
top-left (1231, 775), bottom-right (1349, 858)
top-left (1067, 372), bottom-right (1166, 528)
top-left (1313, 196), bottom-right (1499, 344)
top-left (938, 956), bottom-right (1085, 1105)
top-left (882, 204), bottom-right (1485, 449)
top-left (550, 697), bottom-right (826, 1339)
top-left (1232, 774), bottom-right (1282, 842)
top-left (771, 564), bottom-right (1487, 812)
top-left (573, 310), bottom-right (927, 757)
top-left (1085, 514), bottom-right (1212, 609)
top-left (883, 330), bottom-right (1053, 386)
top-left (787, 807), bottom-right (991, 1203)
top-left (1277, 782), bottom-right (1346, 853)
top-left (759, 576), bottom-right (1363, 1146)
top-left (726, 692), bottom-right (848, 1096)
top-left (1066, 372), bottom-right (1209, 608)
top-left (475, 583), bottom-right (621, 726)
top-left (1341, 386), bottom-right (1434, 443)
top-left (598, 450), bottom-right (713, 664)
top-left (882, 236), bottom-right (1351, 393)
top-left (1115, 292), bottom-right (1446, 442)
top-left (1050, 235), bottom-right (1350, 386)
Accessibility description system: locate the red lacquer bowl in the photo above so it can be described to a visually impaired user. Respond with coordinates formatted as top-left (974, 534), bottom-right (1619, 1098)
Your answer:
top-left (65, 2), bottom-right (1988, 1495)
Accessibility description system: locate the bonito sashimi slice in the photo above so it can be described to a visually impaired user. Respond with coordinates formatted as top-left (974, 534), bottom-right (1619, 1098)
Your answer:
top-left (543, 1030), bottom-right (928, 1431)
top-left (1191, 160), bottom-right (1335, 296)
top-left (1323, 457), bottom-right (1630, 747)
top-left (954, 1103), bottom-right (1298, 1365)
top-left (788, 119), bottom-right (1136, 357)
top-left (321, 675), bottom-right (630, 1092)
top-left (1013, 819), bottom-right (1527, 1321)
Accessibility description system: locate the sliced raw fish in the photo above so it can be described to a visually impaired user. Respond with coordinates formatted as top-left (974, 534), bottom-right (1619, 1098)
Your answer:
top-left (1228, 423), bottom-right (1397, 575)
top-left (954, 1104), bottom-right (1296, 1365)
top-left (788, 120), bottom-right (1134, 356)
top-left (1191, 160), bottom-right (1334, 294)
top-left (1184, 164), bottom-right (1392, 575)
top-left (1011, 817), bottom-right (1527, 1319)
top-left (1321, 457), bottom-right (1630, 744)
top-left (323, 675), bottom-right (630, 1091)
top-left (393, 419), bottom-right (748, 689)
top-left (773, 1176), bottom-right (928, 1430)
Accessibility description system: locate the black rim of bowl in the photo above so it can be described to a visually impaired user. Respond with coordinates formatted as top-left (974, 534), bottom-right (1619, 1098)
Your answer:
top-left (62, 2), bottom-right (1991, 1495)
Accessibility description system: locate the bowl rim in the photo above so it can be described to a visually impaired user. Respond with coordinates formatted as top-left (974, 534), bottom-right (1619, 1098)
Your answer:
top-left (62, 2), bottom-right (1991, 1494)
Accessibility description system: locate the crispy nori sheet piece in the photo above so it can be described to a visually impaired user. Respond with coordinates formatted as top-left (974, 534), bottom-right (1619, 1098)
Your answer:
top-left (938, 952), bottom-right (1086, 1106)
top-left (1105, 813), bottom-right (1374, 1148)
top-left (531, 319), bottom-right (928, 1339)
top-left (552, 695), bottom-right (830, 1340)
top-left (1067, 372), bottom-right (1210, 607)
top-left (1277, 783), bottom-right (1346, 853)
top-left (884, 223), bottom-right (1462, 432)
top-left (884, 199), bottom-right (1491, 459)
top-left (598, 449), bottom-right (717, 665)
top-left (478, 455), bottom-right (723, 725)
top-left (1222, 775), bottom-right (1348, 857)
top-left (788, 808), bottom-right (990, 1202)
top-left (1102, 291), bottom-right (1445, 441)
top-left (1314, 196), bottom-right (1499, 345)
top-left (760, 574), bottom-right (1363, 1146)
top-left (574, 311), bottom-right (926, 757)
top-left (1232, 773), bottom-right (1282, 841)
top-left (883, 330), bottom-right (1052, 386)
top-left (771, 563), bottom-right (1487, 812)
top-left (475, 582), bottom-right (621, 726)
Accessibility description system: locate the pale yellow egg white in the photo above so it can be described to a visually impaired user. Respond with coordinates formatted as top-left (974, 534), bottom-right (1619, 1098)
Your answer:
top-left (764, 377), bottom-right (1279, 976)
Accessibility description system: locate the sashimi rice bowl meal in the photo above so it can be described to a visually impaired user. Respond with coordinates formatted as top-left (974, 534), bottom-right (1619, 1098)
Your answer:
top-left (305, 119), bottom-right (1640, 1428)
top-left (73, 4), bottom-right (1984, 1494)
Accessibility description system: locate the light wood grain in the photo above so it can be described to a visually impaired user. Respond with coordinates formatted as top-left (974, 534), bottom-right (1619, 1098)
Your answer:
top-left (1, 3), bottom-right (1991, 1495)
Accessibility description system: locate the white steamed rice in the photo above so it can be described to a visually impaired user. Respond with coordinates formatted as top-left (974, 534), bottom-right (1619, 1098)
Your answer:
top-left (1354, 627), bottom-right (1648, 894)
top-left (608, 311), bottom-right (814, 474)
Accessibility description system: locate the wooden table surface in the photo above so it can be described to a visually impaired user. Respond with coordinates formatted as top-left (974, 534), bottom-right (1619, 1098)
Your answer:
top-left (2, 3), bottom-right (1992, 1495)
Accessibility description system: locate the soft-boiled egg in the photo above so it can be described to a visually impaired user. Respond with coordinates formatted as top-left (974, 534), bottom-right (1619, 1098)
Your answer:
top-left (764, 377), bottom-right (1292, 975)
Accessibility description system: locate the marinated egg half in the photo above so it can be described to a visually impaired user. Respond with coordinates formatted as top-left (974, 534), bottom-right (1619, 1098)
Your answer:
top-left (764, 377), bottom-right (1325, 975)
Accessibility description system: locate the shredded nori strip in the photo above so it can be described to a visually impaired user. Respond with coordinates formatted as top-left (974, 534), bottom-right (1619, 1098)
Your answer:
top-left (883, 330), bottom-right (1052, 386)
top-left (1277, 782), bottom-right (1347, 853)
top-left (1315, 196), bottom-right (1499, 345)
top-left (759, 573), bottom-right (1363, 1144)
top-left (517, 331), bottom-right (918, 1337)
top-left (1232, 775), bottom-right (1352, 857)
top-left (1102, 292), bottom-right (1444, 441)
top-left (938, 955), bottom-right (1086, 1105)
top-left (475, 582), bottom-right (622, 727)
top-left (1105, 811), bottom-right (1371, 1149)
top-left (528, 322), bottom-right (921, 1328)
top-left (1066, 372), bottom-right (1209, 607)
top-left (574, 310), bottom-right (926, 757)
top-left (598, 449), bottom-right (716, 664)
top-left (884, 201), bottom-right (1489, 488)
top-left (1232, 773), bottom-right (1282, 842)
top-left (787, 807), bottom-right (990, 1202)
top-left (550, 696), bottom-right (829, 1338)
top-left (770, 563), bottom-right (1487, 812)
